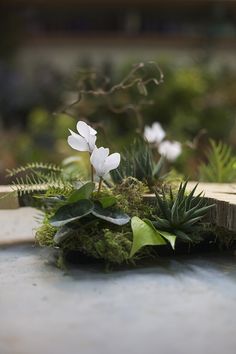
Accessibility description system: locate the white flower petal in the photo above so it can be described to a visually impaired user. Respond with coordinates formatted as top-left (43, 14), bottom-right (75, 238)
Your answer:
top-left (87, 134), bottom-right (96, 152)
top-left (158, 140), bottom-right (182, 161)
top-left (144, 126), bottom-right (156, 143)
top-left (76, 121), bottom-right (90, 139)
top-left (68, 129), bottom-right (78, 137)
top-left (144, 122), bottom-right (165, 144)
top-left (103, 153), bottom-right (121, 176)
top-left (90, 147), bottom-right (110, 177)
top-left (68, 134), bottom-right (89, 152)
top-left (88, 126), bottom-right (97, 135)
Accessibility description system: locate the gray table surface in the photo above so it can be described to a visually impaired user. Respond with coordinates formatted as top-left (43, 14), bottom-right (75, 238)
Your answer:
top-left (0, 208), bottom-right (236, 354)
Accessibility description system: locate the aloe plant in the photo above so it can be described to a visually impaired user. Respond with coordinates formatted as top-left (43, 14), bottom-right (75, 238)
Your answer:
top-left (110, 137), bottom-right (164, 186)
top-left (153, 181), bottom-right (214, 242)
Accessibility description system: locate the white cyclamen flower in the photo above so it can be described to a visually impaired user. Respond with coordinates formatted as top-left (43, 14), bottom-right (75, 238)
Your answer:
top-left (144, 122), bottom-right (166, 144)
top-left (90, 147), bottom-right (120, 178)
top-left (68, 120), bottom-right (97, 153)
top-left (158, 140), bottom-right (182, 161)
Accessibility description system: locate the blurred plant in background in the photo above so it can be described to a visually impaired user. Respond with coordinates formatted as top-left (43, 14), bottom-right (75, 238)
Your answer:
top-left (1, 58), bottom-right (236, 183)
top-left (199, 139), bottom-right (236, 183)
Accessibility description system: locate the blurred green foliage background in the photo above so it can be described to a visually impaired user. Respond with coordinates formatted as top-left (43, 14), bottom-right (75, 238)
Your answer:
top-left (1, 58), bottom-right (236, 183)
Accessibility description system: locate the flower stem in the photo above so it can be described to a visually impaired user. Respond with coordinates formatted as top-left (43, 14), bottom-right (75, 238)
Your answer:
top-left (91, 164), bottom-right (94, 182)
top-left (89, 152), bottom-right (94, 182)
top-left (98, 177), bottom-right (103, 193)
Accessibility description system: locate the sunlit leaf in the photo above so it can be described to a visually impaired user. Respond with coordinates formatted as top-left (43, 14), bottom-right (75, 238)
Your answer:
top-left (67, 182), bottom-right (95, 203)
top-left (130, 217), bottom-right (166, 258)
top-left (95, 195), bottom-right (117, 208)
top-left (158, 230), bottom-right (176, 249)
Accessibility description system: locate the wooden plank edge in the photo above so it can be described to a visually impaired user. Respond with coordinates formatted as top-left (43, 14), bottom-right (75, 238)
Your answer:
top-left (0, 186), bottom-right (19, 209)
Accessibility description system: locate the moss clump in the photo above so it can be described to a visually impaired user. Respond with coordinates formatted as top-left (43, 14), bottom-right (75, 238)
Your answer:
top-left (35, 217), bottom-right (133, 264)
top-left (36, 223), bottom-right (57, 247)
top-left (60, 225), bottom-right (133, 264)
top-left (213, 226), bottom-right (236, 249)
top-left (34, 176), bottom-right (157, 264)
top-left (113, 177), bottom-right (154, 219)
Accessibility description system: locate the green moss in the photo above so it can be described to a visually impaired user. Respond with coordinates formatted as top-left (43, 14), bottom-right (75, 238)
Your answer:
top-left (35, 223), bottom-right (57, 247)
top-left (113, 177), bottom-right (154, 219)
top-left (213, 226), bottom-right (236, 249)
top-left (60, 224), bottom-right (133, 264)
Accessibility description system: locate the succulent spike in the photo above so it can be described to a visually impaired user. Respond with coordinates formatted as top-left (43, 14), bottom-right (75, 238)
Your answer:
top-left (153, 182), bottom-right (215, 243)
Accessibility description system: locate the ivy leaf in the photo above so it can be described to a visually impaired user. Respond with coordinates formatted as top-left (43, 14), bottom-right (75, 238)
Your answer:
top-left (49, 199), bottom-right (94, 227)
top-left (95, 195), bottom-right (117, 208)
top-left (130, 217), bottom-right (166, 258)
top-left (67, 182), bottom-right (95, 204)
top-left (92, 202), bottom-right (130, 225)
top-left (54, 225), bottom-right (74, 244)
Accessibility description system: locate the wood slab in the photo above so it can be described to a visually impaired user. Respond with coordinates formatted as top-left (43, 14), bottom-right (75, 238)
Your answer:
top-left (1, 182), bottom-right (236, 239)
top-left (0, 207), bottom-right (41, 246)
top-left (0, 186), bottom-right (19, 209)
top-left (186, 182), bottom-right (236, 231)
top-left (145, 182), bottom-right (236, 232)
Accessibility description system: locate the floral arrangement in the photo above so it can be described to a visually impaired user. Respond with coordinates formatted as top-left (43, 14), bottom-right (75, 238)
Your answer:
top-left (6, 61), bottom-right (235, 267)
top-left (7, 117), bottom-right (224, 267)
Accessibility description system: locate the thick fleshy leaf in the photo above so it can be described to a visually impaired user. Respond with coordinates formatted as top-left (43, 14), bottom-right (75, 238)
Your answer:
top-left (92, 202), bottom-right (130, 225)
top-left (49, 199), bottom-right (94, 227)
top-left (130, 217), bottom-right (166, 258)
top-left (67, 182), bottom-right (95, 204)
top-left (54, 225), bottom-right (74, 244)
top-left (68, 132), bottom-right (88, 152)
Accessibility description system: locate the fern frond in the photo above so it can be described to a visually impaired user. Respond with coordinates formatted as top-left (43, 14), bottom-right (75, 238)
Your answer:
top-left (199, 140), bottom-right (236, 183)
top-left (6, 162), bottom-right (62, 178)
top-left (10, 170), bottom-right (74, 197)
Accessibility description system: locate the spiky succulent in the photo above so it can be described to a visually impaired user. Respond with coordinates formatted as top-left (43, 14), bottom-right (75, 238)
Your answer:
top-left (153, 181), bottom-right (214, 242)
top-left (110, 137), bottom-right (164, 186)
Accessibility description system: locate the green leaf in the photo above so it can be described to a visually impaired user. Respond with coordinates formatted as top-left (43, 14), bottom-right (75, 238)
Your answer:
top-left (130, 217), bottom-right (166, 258)
top-left (67, 182), bottom-right (95, 203)
top-left (158, 230), bottom-right (176, 250)
top-left (152, 155), bottom-right (165, 177)
top-left (92, 202), bottom-right (130, 226)
top-left (49, 199), bottom-right (94, 227)
top-left (143, 219), bottom-right (176, 249)
top-left (95, 195), bottom-right (117, 208)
